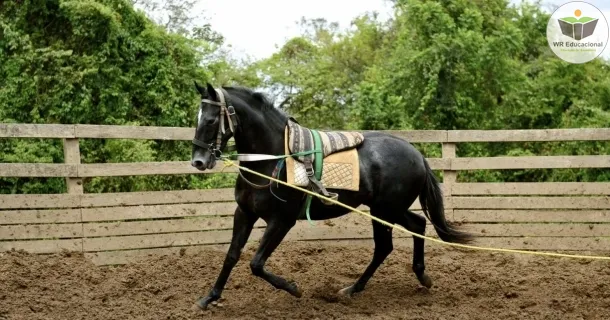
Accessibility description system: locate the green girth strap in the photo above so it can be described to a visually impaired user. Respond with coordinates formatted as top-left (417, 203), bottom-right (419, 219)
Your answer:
top-left (302, 129), bottom-right (324, 224)
top-left (312, 130), bottom-right (324, 180)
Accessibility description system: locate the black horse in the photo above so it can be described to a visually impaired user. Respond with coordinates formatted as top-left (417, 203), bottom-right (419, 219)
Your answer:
top-left (190, 83), bottom-right (472, 310)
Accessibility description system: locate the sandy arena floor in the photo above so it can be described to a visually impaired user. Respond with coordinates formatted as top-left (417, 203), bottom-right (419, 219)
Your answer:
top-left (1, 241), bottom-right (610, 320)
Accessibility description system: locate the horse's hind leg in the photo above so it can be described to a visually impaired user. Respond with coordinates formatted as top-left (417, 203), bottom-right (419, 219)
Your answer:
top-left (395, 209), bottom-right (432, 288)
top-left (249, 218), bottom-right (302, 297)
top-left (339, 216), bottom-right (393, 296)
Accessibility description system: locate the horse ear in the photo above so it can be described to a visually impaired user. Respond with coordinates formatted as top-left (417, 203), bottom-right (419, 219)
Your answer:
top-left (194, 81), bottom-right (206, 96)
top-left (206, 82), bottom-right (217, 99)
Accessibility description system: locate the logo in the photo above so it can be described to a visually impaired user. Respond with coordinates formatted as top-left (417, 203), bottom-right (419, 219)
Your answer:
top-left (546, 1), bottom-right (609, 64)
top-left (558, 9), bottom-right (598, 40)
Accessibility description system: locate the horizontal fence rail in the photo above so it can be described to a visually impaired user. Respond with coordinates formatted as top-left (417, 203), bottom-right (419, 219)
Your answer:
top-left (2, 156), bottom-right (610, 177)
top-left (1, 123), bottom-right (610, 265)
top-left (2, 123), bottom-right (610, 141)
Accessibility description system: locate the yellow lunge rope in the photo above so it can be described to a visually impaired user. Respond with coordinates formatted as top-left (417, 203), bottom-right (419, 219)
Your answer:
top-left (223, 159), bottom-right (610, 261)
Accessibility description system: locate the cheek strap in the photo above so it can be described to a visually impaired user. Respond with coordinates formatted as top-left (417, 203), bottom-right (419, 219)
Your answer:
top-left (195, 88), bottom-right (238, 158)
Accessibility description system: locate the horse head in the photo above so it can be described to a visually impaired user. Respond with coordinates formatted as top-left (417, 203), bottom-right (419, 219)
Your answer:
top-left (191, 81), bottom-right (237, 171)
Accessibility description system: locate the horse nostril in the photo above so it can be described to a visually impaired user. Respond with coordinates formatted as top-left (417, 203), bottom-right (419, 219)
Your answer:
top-left (192, 160), bottom-right (204, 168)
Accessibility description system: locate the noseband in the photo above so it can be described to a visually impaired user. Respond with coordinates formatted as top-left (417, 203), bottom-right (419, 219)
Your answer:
top-left (192, 88), bottom-right (238, 158)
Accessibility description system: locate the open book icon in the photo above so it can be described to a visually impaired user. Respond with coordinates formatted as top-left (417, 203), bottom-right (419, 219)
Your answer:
top-left (558, 17), bottom-right (599, 40)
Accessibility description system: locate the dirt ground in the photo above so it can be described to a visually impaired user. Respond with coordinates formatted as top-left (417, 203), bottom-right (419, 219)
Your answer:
top-left (1, 241), bottom-right (610, 320)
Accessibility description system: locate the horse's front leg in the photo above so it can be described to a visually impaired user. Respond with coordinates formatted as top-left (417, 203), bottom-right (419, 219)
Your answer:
top-left (249, 218), bottom-right (302, 297)
top-left (194, 206), bottom-right (258, 310)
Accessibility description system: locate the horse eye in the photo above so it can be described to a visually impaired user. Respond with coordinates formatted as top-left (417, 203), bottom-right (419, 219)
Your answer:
top-left (204, 118), bottom-right (216, 125)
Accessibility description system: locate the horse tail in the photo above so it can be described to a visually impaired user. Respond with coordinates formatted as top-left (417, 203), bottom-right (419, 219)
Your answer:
top-left (419, 157), bottom-right (473, 244)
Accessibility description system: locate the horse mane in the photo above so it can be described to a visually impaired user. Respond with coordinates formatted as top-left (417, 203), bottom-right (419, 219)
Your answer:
top-left (223, 86), bottom-right (277, 113)
top-left (223, 86), bottom-right (291, 132)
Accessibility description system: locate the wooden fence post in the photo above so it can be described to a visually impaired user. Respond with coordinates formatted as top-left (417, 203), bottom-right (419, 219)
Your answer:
top-left (441, 142), bottom-right (456, 219)
top-left (63, 138), bottom-right (83, 194)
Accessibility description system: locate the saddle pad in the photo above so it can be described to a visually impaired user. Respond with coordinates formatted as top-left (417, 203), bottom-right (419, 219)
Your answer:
top-left (287, 120), bottom-right (364, 163)
top-left (285, 128), bottom-right (360, 191)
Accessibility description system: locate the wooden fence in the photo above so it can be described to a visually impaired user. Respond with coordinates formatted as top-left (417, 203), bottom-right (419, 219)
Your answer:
top-left (1, 124), bottom-right (609, 265)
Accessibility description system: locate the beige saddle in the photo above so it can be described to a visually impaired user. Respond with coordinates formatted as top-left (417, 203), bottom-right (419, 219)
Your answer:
top-left (284, 120), bottom-right (364, 200)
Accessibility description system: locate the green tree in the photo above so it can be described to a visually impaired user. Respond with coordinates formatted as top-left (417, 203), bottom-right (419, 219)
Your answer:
top-left (0, 0), bottom-right (237, 193)
top-left (253, 14), bottom-right (388, 129)
top-left (252, 0), bottom-right (610, 182)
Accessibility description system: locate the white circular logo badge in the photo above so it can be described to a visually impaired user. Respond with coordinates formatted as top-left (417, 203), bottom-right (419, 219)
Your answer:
top-left (546, 1), bottom-right (609, 64)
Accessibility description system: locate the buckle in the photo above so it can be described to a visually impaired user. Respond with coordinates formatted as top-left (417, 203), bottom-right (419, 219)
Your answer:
top-left (227, 106), bottom-right (236, 116)
top-left (305, 166), bottom-right (314, 177)
top-left (212, 148), bottom-right (222, 159)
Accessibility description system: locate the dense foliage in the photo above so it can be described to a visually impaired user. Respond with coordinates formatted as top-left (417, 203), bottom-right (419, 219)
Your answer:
top-left (1, 0), bottom-right (608, 194)
top-left (252, 0), bottom-right (610, 182)
top-left (0, 0), bottom-right (240, 193)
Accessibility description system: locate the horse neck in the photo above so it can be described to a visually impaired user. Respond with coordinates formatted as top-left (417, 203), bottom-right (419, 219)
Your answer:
top-left (233, 108), bottom-right (286, 158)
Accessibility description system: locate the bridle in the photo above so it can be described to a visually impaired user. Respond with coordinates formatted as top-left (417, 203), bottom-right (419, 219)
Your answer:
top-left (191, 87), bottom-right (277, 191)
top-left (192, 88), bottom-right (238, 158)
top-left (190, 87), bottom-right (302, 197)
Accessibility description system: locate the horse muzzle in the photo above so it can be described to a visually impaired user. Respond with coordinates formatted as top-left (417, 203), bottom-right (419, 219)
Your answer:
top-left (191, 151), bottom-right (216, 171)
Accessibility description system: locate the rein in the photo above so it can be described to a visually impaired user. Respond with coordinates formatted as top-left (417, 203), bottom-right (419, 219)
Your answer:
top-left (218, 150), bottom-right (321, 191)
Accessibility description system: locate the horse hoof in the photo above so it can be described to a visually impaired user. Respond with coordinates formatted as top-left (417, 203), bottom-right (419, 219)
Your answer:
top-left (293, 286), bottom-right (303, 298)
top-left (191, 302), bottom-right (206, 312)
top-left (288, 282), bottom-right (303, 298)
top-left (418, 274), bottom-right (433, 288)
top-left (338, 286), bottom-right (354, 297)
top-left (192, 296), bottom-right (216, 311)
